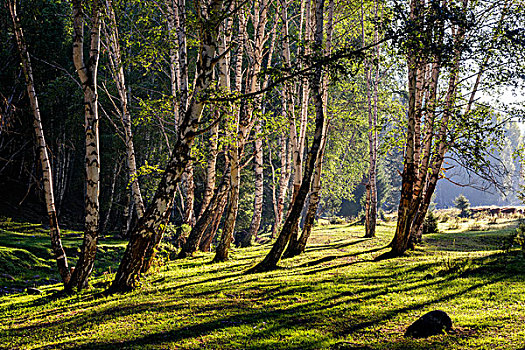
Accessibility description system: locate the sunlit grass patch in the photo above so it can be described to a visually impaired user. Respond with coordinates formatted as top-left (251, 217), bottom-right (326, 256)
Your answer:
top-left (0, 219), bottom-right (524, 349)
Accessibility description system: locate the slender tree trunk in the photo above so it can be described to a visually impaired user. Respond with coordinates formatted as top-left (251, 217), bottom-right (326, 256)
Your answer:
top-left (198, 14), bottom-right (232, 219)
top-left (284, 0), bottom-right (311, 250)
top-left (8, 0), bottom-right (71, 284)
top-left (243, 122), bottom-right (264, 247)
top-left (284, 118), bottom-right (328, 257)
top-left (268, 139), bottom-right (278, 238)
top-left (213, 8), bottom-right (246, 262)
top-left (67, 0), bottom-right (102, 291)
top-left (389, 0), bottom-right (468, 256)
top-left (283, 0), bottom-right (333, 258)
top-left (182, 164), bottom-right (196, 226)
top-left (102, 158), bottom-right (122, 232)
top-left (105, 0), bottom-right (145, 218)
top-left (364, 36), bottom-right (379, 238)
top-left (251, 0), bottom-right (326, 272)
top-left (273, 133), bottom-right (290, 237)
top-left (198, 121), bottom-right (219, 217)
top-left (214, 147), bottom-right (240, 261)
top-left (108, 0), bottom-right (225, 293)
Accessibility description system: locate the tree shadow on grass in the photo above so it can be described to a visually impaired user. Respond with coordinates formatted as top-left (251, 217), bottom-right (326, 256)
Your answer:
top-left (305, 239), bottom-right (373, 252)
top-left (34, 272), bottom-right (504, 350)
top-left (298, 247), bottom-right (386, 268)
top-left (3, 252), bottom-right (519, 350)
top-left (422, 227), bottom-right (517, 253)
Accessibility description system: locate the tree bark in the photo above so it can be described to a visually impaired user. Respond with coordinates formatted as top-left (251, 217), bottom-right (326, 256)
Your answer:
top-left (198, 121), bottom-right (219, 217)
top-left (283, 0), bottom-right (333, 258)
top-left (67, 0), bottom-right (103, 291)
top-left (8, 0), bottom-right (71, 285)
top-left (243, 122), bottom-right (264, 247)
top-left (213, 8), bottom-right (247, 262)
top-left (389, 0), bottom-right (468, 257)
top-left (199, 193), bottom-right (228, 252)
top-left (363, 2), bottom-right (379, 238)
top-left (273, 133), bottom-right (290, 237)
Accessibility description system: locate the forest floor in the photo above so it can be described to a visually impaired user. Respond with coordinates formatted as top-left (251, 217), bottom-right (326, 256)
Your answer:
top-left (0, 217), bottom-right (524, 349)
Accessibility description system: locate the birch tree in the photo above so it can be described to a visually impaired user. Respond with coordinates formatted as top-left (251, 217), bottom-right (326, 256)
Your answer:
top-left (8, 0), bottom-right (71, 284)
top-left (283, 0), bottom-right (334, 258)
top-left (104, 0), bottom-right (145, 218)
top-left (67, 0), bottom-right (103, 291)
top-left (109, 0), bottom-right (226, 293)
top-left (387, 0), bottom-right (512, 257)
top-left (252, 0), bottom-right (328, 272)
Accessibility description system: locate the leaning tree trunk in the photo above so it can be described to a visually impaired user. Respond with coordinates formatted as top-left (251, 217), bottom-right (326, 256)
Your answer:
top-left (283, 117), bottom-right (328, 258)
top-left (199, 194), bottom-right (228, 252)
top-left (108, 0), bottom-right (224, 293)
top-left (213, 147), bottom-right (240, 262)
top-left (282, 0), bottom-right (333, 258)
top-left (251, 0), bottom-right (326, 272)
top-left (178, 165), bottom-right (230, 258)
top-left (67, 0), bottom-right (102, 291)
top-left (286, 0), bottom-right (312, 249)
top-left (198, 121), bottom-right (219, 217)
top-left (8, 0), bottom-right (71, 284)
top-left (105, 0), bottom-right (145, 218)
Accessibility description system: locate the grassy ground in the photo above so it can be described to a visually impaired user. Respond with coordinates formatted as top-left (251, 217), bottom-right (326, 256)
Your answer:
top-left (0, 218), bottom-right (524, 349)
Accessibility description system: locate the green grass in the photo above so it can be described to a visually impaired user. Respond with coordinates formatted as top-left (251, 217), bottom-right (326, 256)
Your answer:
top-left (0, 220), bottom-right (524, 349)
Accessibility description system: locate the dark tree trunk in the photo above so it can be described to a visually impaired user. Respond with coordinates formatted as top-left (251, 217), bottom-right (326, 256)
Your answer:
top-left (178, 167), bottom-right (230, 258)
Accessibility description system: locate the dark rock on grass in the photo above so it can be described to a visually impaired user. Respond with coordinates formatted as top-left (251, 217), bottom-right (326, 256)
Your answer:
top-left (26, 287), bottom-right (43, 295)
top-left (405, 310), bottom-right (452, 338)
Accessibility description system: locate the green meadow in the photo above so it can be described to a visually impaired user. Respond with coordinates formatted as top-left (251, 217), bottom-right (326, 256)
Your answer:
top-left (1, 218), bottom-right (524, 349)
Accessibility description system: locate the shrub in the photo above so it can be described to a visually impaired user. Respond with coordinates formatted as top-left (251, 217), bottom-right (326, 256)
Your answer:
top-left (468, 223), bottom-right (484, 231)
top-left (514, 224), bottom-right (525, 257)
top-left (423, 210), bottom-right (439, 234)
top-left (329, 217), bottom-right (345, 225)
top-left (439, 214), bottom-right (449, 223)
top-left (448, 218), bottom-right (460, 230)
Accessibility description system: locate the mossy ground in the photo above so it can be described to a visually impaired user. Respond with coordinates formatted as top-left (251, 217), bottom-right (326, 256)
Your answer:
top-left (0, 218), bottom-right (524, 349)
